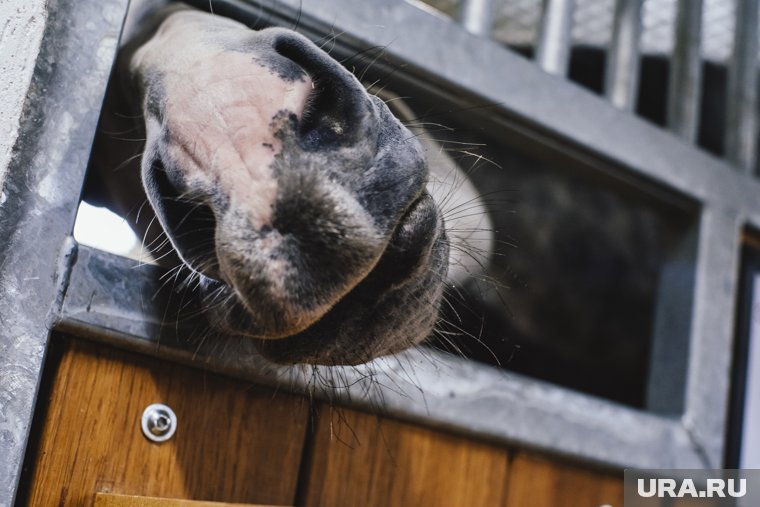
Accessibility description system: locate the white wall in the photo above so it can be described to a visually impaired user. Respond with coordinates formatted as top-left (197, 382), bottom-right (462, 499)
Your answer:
top-left (0, 0), bottom-right (47, 192)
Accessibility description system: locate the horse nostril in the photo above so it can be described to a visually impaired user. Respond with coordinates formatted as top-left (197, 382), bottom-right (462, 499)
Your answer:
top-left (272, 33), bottom-right (367, 150)
top-left (296, 83), bottom-right (350, 149)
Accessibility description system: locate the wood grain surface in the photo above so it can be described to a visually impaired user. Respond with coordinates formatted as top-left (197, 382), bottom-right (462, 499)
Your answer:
top-left (301, 406), bottom-right (511, 507)
top-left (22, 337), bottom-right (626, 507)
top-left (504, 452), bottom-right (624, 507)
top-left (94, 492), bottom-right (284, 506)
top-left (23, 339), bottom-right (309, 506)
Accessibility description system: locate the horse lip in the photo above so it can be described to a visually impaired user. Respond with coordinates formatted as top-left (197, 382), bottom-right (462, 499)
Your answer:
top-left (199, 191), bottom-right (438, 343)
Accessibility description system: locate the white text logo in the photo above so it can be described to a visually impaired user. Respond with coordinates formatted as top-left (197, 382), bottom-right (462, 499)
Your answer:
top-left (637, 478), bottom-right (746, 498)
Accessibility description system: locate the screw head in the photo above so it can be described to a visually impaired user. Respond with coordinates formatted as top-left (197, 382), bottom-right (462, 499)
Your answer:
top-left (141, 403), bottom-right (177, 443)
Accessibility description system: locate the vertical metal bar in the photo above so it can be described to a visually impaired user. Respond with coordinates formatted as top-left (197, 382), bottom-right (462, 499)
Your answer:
top-left (724, 0), bottom-right (759, 173)
top-left (667, 0), bottom-right (703, 142)
top-left (0, 0), bottom-right (129, 503)
top-left (738, 274), bottom-right (760, 467)
top-left (604, 0), bottom-right (643, 111)
top-left (460, 0), bottom-right (495, 37)
top-left (646, 220), bottom-right (697, 414)
top-left (682, 208), bottom-right (742, 467)
top-left (535, 0), bottom-right (576, 76)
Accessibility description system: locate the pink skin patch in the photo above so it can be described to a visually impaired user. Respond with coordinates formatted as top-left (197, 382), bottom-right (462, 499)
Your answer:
top-left (131, 10), bottom-right (314, 229)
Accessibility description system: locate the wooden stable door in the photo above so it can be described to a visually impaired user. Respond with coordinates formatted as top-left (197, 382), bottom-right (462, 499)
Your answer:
top-left (20, 338), bottom-right (623, 506)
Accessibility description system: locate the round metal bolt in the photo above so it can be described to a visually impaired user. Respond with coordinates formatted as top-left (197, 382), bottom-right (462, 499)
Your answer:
top-left (141, 403), bottom-right (177, 443)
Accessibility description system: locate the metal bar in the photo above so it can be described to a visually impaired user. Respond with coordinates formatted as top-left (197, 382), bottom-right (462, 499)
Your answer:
top-left (58, 245), bottom-right (706, 470)
top-left (724, 0), bottom-right (759, 173)
top-left (738, 273), bottom-right (760, 467)
top-left (459, 0), bottom-right (495, 37)
top-left (535, 0), bottom-right (576, 76)
top-left (667, 0), bottom-right (703, 142)
top-left (646, 219), bottom-right (697, 414)
top-left (682, 208), bottom-right (742, 467)
top-left (604, 0), bottom-right (643, 111)
top-left (0, 0), bottom-right (128, 504)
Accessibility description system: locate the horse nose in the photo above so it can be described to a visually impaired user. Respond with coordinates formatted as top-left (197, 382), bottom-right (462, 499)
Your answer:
top-left (269, 29), bottom-right (373, 150)
top-left (214, 170), bottom-right (385, 338)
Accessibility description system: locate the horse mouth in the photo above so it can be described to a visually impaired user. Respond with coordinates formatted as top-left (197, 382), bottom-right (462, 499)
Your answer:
top-left (166, 189), bottom-right (445, 366)
top-left (251, 193), bottom-right (448, 365)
